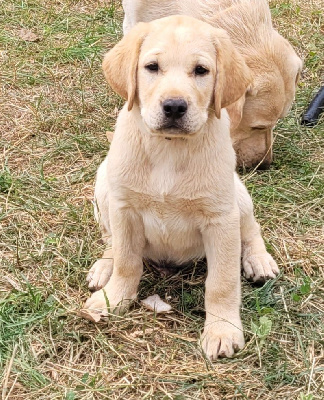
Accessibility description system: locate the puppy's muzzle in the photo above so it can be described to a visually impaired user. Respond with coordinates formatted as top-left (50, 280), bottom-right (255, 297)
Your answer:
top-left (162, 98), bottom-right (188, 120)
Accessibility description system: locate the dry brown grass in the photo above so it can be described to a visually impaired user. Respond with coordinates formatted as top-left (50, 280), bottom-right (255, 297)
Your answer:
top-left (0, 1), bottom-right (323, 399)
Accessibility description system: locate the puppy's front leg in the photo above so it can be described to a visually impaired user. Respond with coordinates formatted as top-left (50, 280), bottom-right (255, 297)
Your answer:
top-left (84, 204), bottom-right (145, 316)
top-left (201, 210), bottom-right (244, 360)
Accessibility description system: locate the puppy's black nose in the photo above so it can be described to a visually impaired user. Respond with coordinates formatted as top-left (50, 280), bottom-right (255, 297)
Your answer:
top-left (162, 98), bottom-right (188, 120)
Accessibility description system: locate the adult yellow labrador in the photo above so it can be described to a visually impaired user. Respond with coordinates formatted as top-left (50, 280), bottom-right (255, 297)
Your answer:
top-left (84, 16), bottom-right (279, 360)
top-left (122, 0), bottom-right (303, 168)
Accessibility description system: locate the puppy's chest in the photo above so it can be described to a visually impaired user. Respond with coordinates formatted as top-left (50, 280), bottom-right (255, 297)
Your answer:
top-left (146, 148), bottom-right (211, 197)
top-left (116, 145), bottom-right (229, 220)
top-left (148, 158), bottom-right (180, 197)
top-left (126, 178), bottom-right (219, 223)
top-left (125, 155), bottom-right (222, 215)
top-left (133, 161), bottom-right (196, 202)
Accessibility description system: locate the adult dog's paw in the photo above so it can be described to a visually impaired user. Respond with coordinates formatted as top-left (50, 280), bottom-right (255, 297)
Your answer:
top-left (201, 322), bottom-right (245, 360)
top-left (243, 251), bottom-right (279, 283)
top-left (86, 258), bottom-right (113, 291)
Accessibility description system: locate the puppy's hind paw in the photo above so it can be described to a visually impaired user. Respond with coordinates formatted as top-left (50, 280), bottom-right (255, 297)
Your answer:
top-left (243, 251), bottom-right (279, 284)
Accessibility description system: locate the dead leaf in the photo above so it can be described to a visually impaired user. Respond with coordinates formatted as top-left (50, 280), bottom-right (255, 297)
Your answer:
top-left (1, 276), bottom-right (23, 292)
top-left (141, 294), bottom-right (172, 313)
top-left (78, 308), bottom-right (102, 322)
top-left (130, 328), bottom-right (155, 338)
top-left (18, 28), bottom-right (40, 42)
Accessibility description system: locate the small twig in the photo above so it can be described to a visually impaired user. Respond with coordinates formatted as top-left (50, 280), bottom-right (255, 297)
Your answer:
top-left (4, 374), bottom-right (19, 400)
top-left (280, 286), bottom-right (292, 324)
top-left (307, 356), bottom-right (316, 395)
top-left (2, 344), bottom-right (18, 400)
top-left (256, 338), bottom-right (262, 368)
top-left (307, 165), bottom-right (321, 188)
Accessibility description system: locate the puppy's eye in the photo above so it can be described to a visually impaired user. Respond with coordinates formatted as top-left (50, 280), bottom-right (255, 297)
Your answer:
top-left (194, 65), bottom-right (209, 76)
top-left (145, 63), bottom-right (159, 72)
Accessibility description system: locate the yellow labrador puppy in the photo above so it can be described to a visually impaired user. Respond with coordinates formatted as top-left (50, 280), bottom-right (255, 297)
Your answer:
top-left (122, 0), bottom-right (303, 168)
top-left (84, 16), bottom-right (279, 359)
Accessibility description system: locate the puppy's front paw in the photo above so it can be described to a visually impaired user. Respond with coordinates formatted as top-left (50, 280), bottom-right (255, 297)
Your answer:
top-left (201, 321), bottom-right (244, 360)
top-left (86, 258), bottom-right (114, 291)
top-left (243, 251), bottom-right (279, 283)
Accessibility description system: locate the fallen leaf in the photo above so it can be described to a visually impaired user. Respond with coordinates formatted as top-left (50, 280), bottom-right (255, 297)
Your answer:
top-left (2, 276), bottom-right (23, 292)
top-left (130, 328), bottom-right (155, 338)
top-left (18, 28), bottom-right (40, 42)
top-left (78, 308), bottom-right (102, 322)
top-left (141, 294), bottom-right (172, 313)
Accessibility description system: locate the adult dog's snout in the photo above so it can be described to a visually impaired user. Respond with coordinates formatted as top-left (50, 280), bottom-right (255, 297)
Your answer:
top-left (162, 98), bottom-right (188, 120)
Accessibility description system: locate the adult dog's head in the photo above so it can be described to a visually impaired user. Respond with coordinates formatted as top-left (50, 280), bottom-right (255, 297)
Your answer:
top-left (103, 15), bottom-right (251, 139)
top-left (226, 31), bottom-right (303, 167)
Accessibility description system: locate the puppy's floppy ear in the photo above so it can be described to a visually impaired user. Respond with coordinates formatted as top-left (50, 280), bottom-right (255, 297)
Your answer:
top-left (102, 22), bottom-right (149, 111)
top-left (213, 29), bottom-right (252, 119)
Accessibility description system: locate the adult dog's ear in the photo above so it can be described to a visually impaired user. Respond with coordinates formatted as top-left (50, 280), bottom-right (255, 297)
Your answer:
top-left (226, 94), bottom-right (246, 130)
top-left (213, 29), bottom-right (252, 119)
top-left (102, 22), bottom-right (149, 111)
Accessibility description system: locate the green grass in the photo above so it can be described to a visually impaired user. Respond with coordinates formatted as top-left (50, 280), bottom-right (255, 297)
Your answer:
top-left (0, 0), bottom-right (323, 399)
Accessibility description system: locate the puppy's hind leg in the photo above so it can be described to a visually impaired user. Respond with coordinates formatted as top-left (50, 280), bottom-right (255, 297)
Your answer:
top-left (87, 158), bottom-right (114, 291)
top-left (235, 174), bottom-right (279, 283)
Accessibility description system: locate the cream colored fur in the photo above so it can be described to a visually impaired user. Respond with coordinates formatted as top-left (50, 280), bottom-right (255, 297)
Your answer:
top-left (122, 0), bottom-right (303, 168)
top-left (84, 16), bottom-right (279, 360)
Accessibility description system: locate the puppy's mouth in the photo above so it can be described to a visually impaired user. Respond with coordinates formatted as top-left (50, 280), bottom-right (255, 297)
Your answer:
top-left (155, 122), bottom-right (191, 138)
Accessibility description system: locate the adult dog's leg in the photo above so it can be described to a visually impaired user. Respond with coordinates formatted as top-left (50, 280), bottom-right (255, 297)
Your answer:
top-left (235, 174), bottom-right (279, 283)
top-left (201, 209), bottom-right (244, 360)
top-left (122, 0), bottom-right (138, 34)
top-left (84, 201), bottom-right (145, 315)
top-left (86, 158), bottom-right (114, 291)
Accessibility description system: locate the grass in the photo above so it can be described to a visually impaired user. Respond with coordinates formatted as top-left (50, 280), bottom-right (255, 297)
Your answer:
top-left (0, 0), bottom-right (323, 398)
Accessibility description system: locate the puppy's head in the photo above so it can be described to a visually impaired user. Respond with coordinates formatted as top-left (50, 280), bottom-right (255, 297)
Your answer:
top-left (103, 15), bottom-right (251, 138)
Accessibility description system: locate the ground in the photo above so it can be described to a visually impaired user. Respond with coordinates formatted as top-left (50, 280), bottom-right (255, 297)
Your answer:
top-left (0, 0), bottom-right (323, 399)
